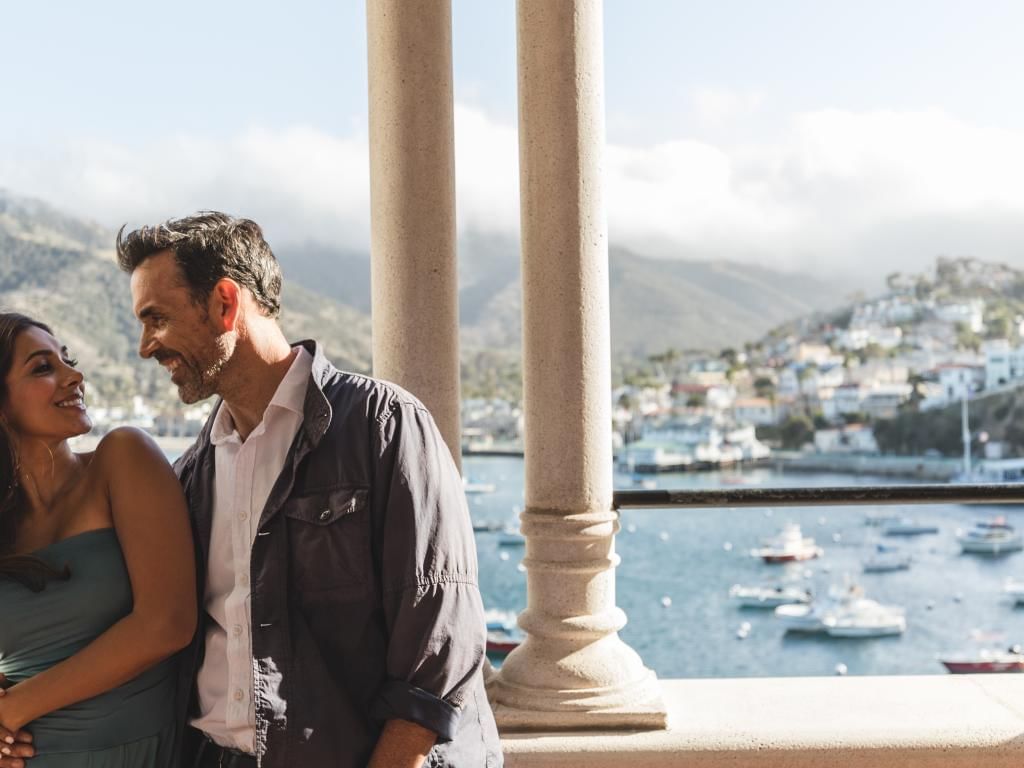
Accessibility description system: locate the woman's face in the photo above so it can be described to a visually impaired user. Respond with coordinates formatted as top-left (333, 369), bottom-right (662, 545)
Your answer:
top-left (2, 326), bottom-right (91, 442)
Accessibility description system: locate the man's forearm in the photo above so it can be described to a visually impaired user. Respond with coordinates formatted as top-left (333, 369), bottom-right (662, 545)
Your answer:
top-left (367, 718), bottom-right (437, 768)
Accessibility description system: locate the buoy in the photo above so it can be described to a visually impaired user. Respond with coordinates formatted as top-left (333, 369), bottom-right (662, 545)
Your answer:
top-left (831, 532), bottom-right (842, 543)
top-left (516, 563), bottom-right (526, 573)
top-left (723, 541), bottom-right (733, 552)
top-left (499, 551), bottom-right (510, 562)
top-left (818, 516), bottom-right (827, 526)
top-left (660, 596), bottom-right (672, 608)
top-left (626, 523), bottom-right (638, 533)
top-left (926, 599), bottom-right (936, 610)
top-left (835, 663), bottom-right (848, 676)
top-left (658, 531), bottom-right (670, 542)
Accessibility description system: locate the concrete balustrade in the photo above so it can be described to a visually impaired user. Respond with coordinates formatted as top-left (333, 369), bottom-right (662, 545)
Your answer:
top-left (366, 0), bottom-right (462, 468)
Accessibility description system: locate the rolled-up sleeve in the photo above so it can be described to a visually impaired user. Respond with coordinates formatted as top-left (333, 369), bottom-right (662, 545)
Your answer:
top-left (368, 400), bottom-right (486, 742)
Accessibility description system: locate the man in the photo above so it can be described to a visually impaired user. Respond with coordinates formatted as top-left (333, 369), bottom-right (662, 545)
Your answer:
top-left (117, 212), bottom-right (501, 767)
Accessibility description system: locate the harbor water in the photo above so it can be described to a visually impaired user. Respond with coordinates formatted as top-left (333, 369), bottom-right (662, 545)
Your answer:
top-left (466, 455), bottom-right (1024, 679)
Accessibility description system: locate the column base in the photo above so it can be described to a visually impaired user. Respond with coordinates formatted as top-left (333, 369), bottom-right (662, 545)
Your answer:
top-left (488, 668), bottom-right (668, 730)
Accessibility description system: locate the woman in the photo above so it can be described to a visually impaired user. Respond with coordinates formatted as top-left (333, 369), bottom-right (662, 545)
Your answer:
top-left (0, 312), bottom-right (196, 767)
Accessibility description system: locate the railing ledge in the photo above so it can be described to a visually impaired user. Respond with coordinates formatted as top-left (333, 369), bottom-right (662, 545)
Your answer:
top-left (501, 675), bottom-right (1024, 766)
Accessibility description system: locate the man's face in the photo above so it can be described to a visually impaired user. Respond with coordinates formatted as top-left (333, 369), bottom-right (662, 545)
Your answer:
top-left (130, 250), bottom-right (232, 404)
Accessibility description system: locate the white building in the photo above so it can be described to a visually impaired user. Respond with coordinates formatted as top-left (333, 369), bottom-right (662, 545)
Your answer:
top-left (934, 300), bottom-right (985, 333)
top-left (860, 384), bottom-right (913, 419)
top-left (813, 424), bottom-right (879, 454)
top-left (983, 339), bottom-right (1024, 390)
top-left (732, 397), bottom-right (777, 426)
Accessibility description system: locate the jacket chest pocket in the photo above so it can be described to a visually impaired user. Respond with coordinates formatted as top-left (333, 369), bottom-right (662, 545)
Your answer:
top-left (283, 486), bottom-right (370, 597)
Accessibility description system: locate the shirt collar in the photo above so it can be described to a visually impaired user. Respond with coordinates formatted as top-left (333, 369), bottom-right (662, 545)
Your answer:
top-left (209, 346), bottom-right (314, 446)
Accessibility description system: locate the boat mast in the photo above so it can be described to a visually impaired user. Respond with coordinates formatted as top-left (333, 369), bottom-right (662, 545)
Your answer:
top-left (961, 391), bottom-right (971, 477)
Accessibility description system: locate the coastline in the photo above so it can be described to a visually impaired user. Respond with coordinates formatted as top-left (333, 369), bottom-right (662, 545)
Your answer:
top-left (775, 451), bottom-right (962, 481)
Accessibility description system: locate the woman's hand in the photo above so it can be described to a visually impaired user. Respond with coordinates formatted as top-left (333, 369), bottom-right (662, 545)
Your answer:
top-left (0, 679), bottom-right (34, 767)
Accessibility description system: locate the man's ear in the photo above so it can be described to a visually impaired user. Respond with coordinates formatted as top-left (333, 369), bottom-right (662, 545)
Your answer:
top-left (209, 279), bottom-right (241, 332)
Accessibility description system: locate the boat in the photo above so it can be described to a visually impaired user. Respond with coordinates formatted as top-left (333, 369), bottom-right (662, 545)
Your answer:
top-left (729, 584), bottom-right (811, 608)
top-left (824, 600), bottom-right (906, 638)
top-left (751, 523), bottom-right (823, 563)
top-left (497, 527), bottom-right (526, 547)
top-left (939, 646), bottom-right (1024, 674)
top-left (957, 518), bottom-right (1024, 554)
top-left (774, 584), bottom-right (856, 633)
top-left (882, 518), bottom-right (939, 536)
top-left (775, 584), bottom-right (905, 637)
top-left (472, 520), bottom-right (504, 533)
top-left (484, 608), bottom-right (518, 632)
top-left (486, 628), bottom-right (523, 657)
top-left (864, 510), bottom-right (902, 527)
top-left (463, 477), bottom-right (497, 494)
top-left (862, 543), bottom-right (912, 573)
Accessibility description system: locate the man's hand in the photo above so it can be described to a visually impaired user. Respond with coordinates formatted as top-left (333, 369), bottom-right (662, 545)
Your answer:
top-left (367, 718), bottom-right (436, 768)
top-left (0, 675), bottom-right (34, 767)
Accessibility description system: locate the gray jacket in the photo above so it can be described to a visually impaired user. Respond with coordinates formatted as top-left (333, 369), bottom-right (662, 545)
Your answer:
top-left (173, 340), bottom-right (502, 767)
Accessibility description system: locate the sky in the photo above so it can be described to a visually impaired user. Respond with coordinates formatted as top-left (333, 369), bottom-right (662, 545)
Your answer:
top-left (4, 0), bottom-right (1024, 284)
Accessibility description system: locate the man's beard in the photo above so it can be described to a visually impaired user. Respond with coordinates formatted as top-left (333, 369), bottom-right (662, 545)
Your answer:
top-left (175, 335), bottom-right (235, 404)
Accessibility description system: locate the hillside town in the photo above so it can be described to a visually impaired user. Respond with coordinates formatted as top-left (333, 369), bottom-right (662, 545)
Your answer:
top-left (610, 257), bottom-right (1024, 473)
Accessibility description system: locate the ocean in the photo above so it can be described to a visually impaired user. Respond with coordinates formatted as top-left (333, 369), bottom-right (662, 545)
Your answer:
top-left (465, 455), bottom-right (1024, 679)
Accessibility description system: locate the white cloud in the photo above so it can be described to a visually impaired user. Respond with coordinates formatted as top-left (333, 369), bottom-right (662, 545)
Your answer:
top-left (3, 103), bottom-right (1024, 282)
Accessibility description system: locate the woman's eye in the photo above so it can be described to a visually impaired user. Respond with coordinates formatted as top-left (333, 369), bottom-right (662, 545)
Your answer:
top-left (33, 363), bottom-right (52, 375)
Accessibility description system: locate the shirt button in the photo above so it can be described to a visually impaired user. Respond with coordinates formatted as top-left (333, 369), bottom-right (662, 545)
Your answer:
top-left (234, 689), bottom-right (244, 702)
top-left (232, 624), bottom-right (243, 637)
top-left (238, 511), bottom-right (249, 522)
top-left (240, 574), bottom-right (250, 587)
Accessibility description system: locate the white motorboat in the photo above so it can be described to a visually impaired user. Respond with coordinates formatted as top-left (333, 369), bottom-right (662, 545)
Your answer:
top-left (862, 543), bottom-right (912, 573)
top-left (775, 602), bottom-right (832, 633)
top-left (958, 518), bottom-right (1024, 554)
top-left (824, 600), bottom-right (906, 638)
top-left (774, 584), bottom-right (856, 632)
top-left (882, 518), bottom-right (939, 536)
top-left (775, 584), bottom-right (904, 638)
top-left (463, 477), bottom-right (497, 494)
top-left (729, 584), bottom-right (811, 609)
top-left (752, 523), bottom-right (823, 563)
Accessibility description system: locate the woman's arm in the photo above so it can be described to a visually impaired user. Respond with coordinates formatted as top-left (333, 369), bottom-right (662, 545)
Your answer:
top-left (0, 427), bottom-right (197, 732)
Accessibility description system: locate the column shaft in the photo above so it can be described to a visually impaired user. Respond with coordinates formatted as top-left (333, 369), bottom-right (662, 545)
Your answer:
top-left (366, 0), bottom-right (462, 469)
top-left (489, 0), bottom-right (666, 729)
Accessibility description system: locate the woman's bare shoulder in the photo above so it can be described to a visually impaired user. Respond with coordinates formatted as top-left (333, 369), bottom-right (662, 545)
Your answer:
top-left (91, 428), bottom-right (169, 476)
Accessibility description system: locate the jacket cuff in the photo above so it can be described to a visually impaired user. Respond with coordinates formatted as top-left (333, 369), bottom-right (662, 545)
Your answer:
top-left (370, 680), bottom-right (462, 742)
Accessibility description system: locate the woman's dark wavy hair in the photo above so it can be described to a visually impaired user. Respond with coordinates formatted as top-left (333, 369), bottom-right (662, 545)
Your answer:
top-left (0, 312), bottom-right (71, 591)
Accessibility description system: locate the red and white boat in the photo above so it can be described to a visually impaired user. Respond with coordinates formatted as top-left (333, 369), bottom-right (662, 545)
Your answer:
top-left (752, 523), bottom-right (823, 563)
top-left (939, 646), bottom-right (1024, 674)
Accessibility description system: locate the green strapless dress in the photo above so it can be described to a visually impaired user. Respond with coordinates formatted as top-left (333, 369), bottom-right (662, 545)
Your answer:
top-left (0, 528), bottom-right (177, 767)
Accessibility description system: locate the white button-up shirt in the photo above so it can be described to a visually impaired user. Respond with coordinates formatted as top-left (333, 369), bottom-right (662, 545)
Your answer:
top-left (191, 347), bottom-right (312, 753)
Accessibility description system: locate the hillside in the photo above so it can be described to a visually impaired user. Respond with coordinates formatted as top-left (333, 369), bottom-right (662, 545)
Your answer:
top-left (279, 234), bottom-right (851, 358)
top-left (0, 191), bottom-right (372, 407)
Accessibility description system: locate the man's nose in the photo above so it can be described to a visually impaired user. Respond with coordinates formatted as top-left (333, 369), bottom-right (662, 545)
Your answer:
top-left (139, 328), bottom-right (156, 359)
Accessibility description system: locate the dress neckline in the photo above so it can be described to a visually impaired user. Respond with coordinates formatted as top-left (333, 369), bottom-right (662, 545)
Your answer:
top-left (30, 527), bottom-right (116, 554)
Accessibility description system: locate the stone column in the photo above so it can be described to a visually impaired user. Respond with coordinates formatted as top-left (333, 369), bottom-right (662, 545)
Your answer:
top-left (489, 0), bottom-right (666, 729)
top-left (366, 0), bottom-right (462, 469)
